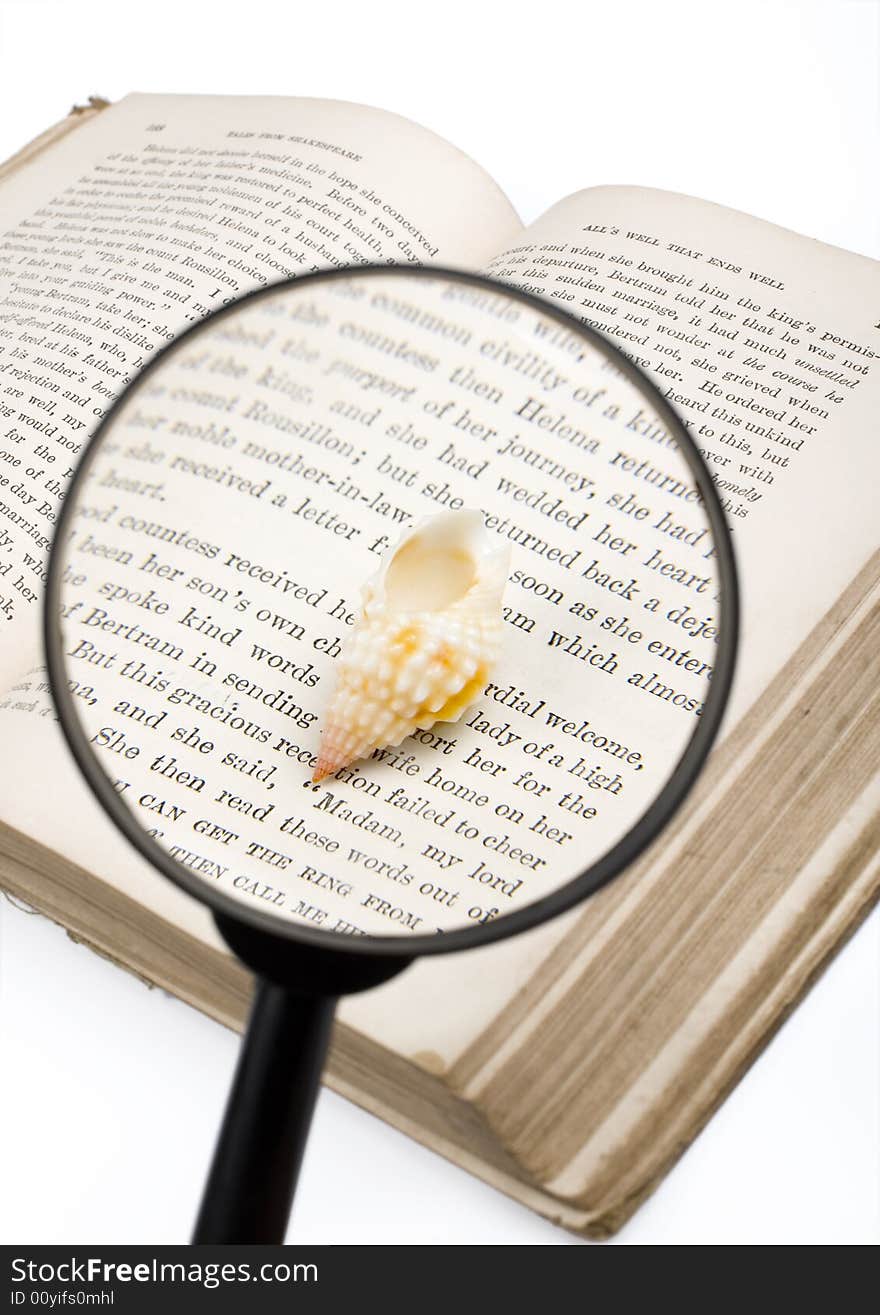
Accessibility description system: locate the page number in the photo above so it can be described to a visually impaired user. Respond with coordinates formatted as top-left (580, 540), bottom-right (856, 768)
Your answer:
top-left (146, 123), bottom-right (166, 132)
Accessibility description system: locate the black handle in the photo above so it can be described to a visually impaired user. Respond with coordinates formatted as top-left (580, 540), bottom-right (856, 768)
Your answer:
top-left (192, 979), bottom-right (336, 1243)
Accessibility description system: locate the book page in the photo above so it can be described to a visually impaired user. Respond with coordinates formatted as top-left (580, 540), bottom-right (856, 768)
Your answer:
top-left (484, 186), bottom-right (880, 726)
top-left (0, 92), bottom-right (522, 687)
top-left (0, 92), bottom-right (520, 957)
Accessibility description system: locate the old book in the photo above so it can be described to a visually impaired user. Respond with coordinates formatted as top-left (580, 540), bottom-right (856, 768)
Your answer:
top-left (0, 94), bottom-right (877, 1238)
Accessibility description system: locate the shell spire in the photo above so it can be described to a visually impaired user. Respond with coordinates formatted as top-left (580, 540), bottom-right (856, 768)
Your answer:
top-left (312, 510), bottom-right (509, 783)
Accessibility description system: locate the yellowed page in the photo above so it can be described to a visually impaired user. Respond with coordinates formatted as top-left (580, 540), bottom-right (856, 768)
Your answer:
top-left (0, 93), bottom-right (520, 955)
top-left (485, 187), bottom-right (880, 725)
top-left (0, 92), bottom-right (521, 683)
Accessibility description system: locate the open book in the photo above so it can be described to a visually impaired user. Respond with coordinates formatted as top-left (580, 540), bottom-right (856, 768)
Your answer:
top-left (0, 94), bottom-right (877, 1238)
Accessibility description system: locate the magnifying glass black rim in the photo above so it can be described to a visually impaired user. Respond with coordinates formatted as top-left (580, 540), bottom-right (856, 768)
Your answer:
top-left (44, 263), bottom-right (739, 959)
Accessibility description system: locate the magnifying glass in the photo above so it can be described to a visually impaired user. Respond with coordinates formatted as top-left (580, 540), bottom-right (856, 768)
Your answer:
top-left (44, 266), bottom-right (737, 1243)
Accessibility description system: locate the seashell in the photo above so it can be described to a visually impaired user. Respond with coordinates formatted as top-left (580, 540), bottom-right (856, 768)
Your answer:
top-left (312, 510), bottom-right (510, 783)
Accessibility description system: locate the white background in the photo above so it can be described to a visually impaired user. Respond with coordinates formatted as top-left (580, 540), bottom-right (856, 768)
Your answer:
top-left (0, 0), bottom-right (877, 1245)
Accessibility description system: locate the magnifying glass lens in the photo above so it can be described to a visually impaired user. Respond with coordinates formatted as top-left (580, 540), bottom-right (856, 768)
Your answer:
top-left (49, 268), bottom-right (733, 946)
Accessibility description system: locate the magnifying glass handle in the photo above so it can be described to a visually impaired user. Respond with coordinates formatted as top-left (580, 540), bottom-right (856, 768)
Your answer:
top-left (192, 979), bottom-right (336, 1244)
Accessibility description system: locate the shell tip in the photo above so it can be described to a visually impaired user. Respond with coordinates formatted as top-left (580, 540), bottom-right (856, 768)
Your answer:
top-left (312, 748), bottom-right (350, 783)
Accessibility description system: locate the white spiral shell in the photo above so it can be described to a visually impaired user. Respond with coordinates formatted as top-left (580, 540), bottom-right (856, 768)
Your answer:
top-left (312, 510), bottom-right (509, 782)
